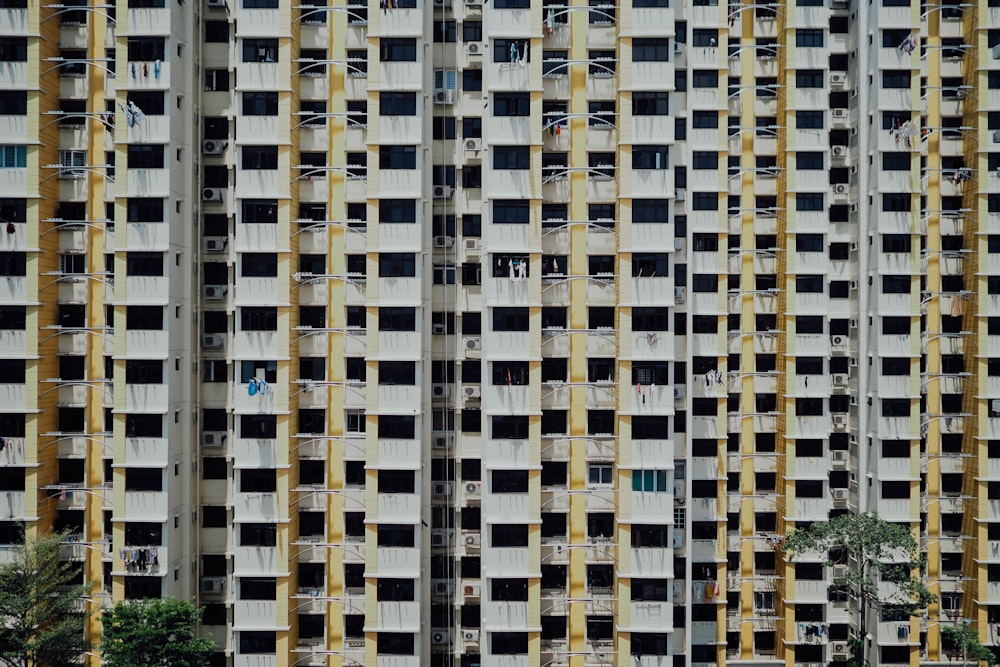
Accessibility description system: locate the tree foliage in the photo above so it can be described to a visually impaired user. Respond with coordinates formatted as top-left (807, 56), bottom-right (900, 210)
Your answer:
top-left (100, 597), bottom-right (215, 667)
top-left (781, 513), bottom-right (936, 667)
top-left (0, 531), bottom-right (92, 667)
top-left (941, 623), bottom-right (997, 665)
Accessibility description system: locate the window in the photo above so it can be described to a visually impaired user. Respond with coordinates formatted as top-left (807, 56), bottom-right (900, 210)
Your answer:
top-left (463, 20), bottom-right (483, 42)
top-left (692, 151), bottom-right (718, 170)
top-left (632, 199), bottom-right (668, 223)
top-left (127, 145), bottom-right (165, 170)
top-left (692, 70), bottom-right (719, 88)
top-left (796, 29), bottom-right (824, 47)
top-left (692, 192), bottom-right (718, 210)
top-left (493, 307), bottom-right (529, 331)
top-left (241, 253), bottom-right (278, 277)
top-left (796, 152), bottom-right (823, 170)
top-left (0, 145), bottom-right (26, 168)
top-left (126, 306), bottom-right (163, 330)
top-left (242, 200), bottom-right (278, 224)
top-left (379, 199), bottom-right (416, 224)
top-left (493, 146), bottom-right (530, 170)
top-left (492, 415), bottom-right (529, 439)
top-left (588, 464), bottom-right (613, 485)
top-left (633, 38), bottom-right (670, 61)
top-left (239, 632), bottom-right (276, 655)
top-left (242, 146), bottom-right (278, 170)
top-left (796, 111), bottom-right (823, 129)
top-left (0, 92), bottom-right (25, 115)
top-left (795, 70), bottom-right (823, 88)
top-left (462, 69), bottom-right (482, 91)
top-left (433, 19), bottom-right (456, 41)
top-left (240, 307), bottom-right (278, 331)
top-left (379, 307), bottom-right (415, 331)
top-left (882, 70), bottom-right (911, 88)
top-left (205, 21), bottom-right (230, 42)
top-left (796, 193), bottom-right (824, 211)
top-left (631, 92), bottom-right (668, 117)
top-left (0, 38), bottom-right (27, 62)
top-left (126, 252), bottom-right (164, 276)
top-left (243, 92), bottom-right (278, 116)
top-left (381, 38), bottom-right (417, 61)
top-left (493, 93), bottom-right (531, 117)
top-left (379, 362), bottom-right (415, 385)
top-left (243, 39), bottom-right (279, 63)
top-left (493, 200), bottom-right (530, 224)
top-left (205, 69), bottom-right (230, 92)
top-left (633, 146), bottom-right (669, 170)
top-left (379, 146), bottom-right (417, 170)
top-left (796, 275), bottom-right (824, 293)
top-left (882, 276), bottom-right (911, 293)
top-left (378, 253), bottom-right (416, 277)
top-left (495, 39), bottom-right (530, 63)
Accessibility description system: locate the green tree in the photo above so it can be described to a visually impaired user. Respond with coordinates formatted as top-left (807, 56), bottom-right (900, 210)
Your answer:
top-left (0, 531), bottom-right (92, 667)
top-left (781, 513), bottom-right (935, 667)
top-left (100, 597), bottom-right (215, 667)
top-left (941, 622), bottom-right (997, 666)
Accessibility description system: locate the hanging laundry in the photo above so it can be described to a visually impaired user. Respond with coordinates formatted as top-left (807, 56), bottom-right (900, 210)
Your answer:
top-left (153, 60), bottom-right (161, 79)
top-left (951, 294), bottom-right (964, 317)
top-left (545, 8), bottom-right (555, 35)
top-left (509, 42), bottom-right (519, 63)
top-left (248, 378), bottom-right (259, 396)
top-left (517, 258), bottom-right (527, 280)
top-left (5, 222), bottom-right (13, 235)
top-left (143, 62), bottom-right (149, 77)
top-left (131, 62), bottom-right (137, 79)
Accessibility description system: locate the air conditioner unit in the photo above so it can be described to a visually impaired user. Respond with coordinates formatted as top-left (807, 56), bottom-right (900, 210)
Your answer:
top-left (832, 415), bottom-right (848, 430)
top-left (674, 286), bottom-right (686, 304)
top-left (832, 108), bottom-right (848, 119)
top-left (673, 42), bottom-right (684, 55)
top-left (433, 481), bottom-right (454, 496)
top-left (464, 337), bottom-right (482, 351)
top-left (202, 334), bottom-right (224, 349)
top-left (206, 0), bottom-right (226, 7)
top-left (203, 285), bottom-right (228, 299)
top-left (464, 532), bottom-right (481, 546)
top-left (831, 565), bottom-right (847, 579)
top-left (831, 641), bottom-right (848, 658)
top-left (832, 488), bottom-right (849, 501)
top-left (832, 373), bottom-right (849, 387)
top-left (831, 450), bottom-right (848, 463)
top-left (831, 145), bottom-right (847, 158)
top-left (465, 481), bottom-right (482, 496)
top-left (202, 140), bottom-right (226, 155)
top-left (201, 577), bottom-right (225, 593)
top-left (992, 399), bottom-right (1000, 415)
top-left (462, 629), bottom-right (480, 642)
top-left (433, 434), bottom-right (454, 449)
top-left (465, 42), bottom-right (484, 57)
top-left (462, 385), bottom-right (481, 399)
top-left (203, 236), bottom-right (227, 253)
top-left (434, 90), bottom-right (455, 105)
top-left (833, 183), bottom-right (848, 195)
top-left (993, 130), bottom-right (1000, 144)
top-left (431, 631), bottom-right (449, 646)
top-left (202, 431), bottom-right (226, 447)
top-left (675, 188), bottom-right (686, 201)
top-left (431, 529), bottom-right (453, 547)
top-left (831, 335), bottom-right (846, 346)
top-left (674, 238), bottom-right (685, 251)
top-left (674, 385), bottom-right (686, 399)
top-left (829, 72), bottom-right (846, 87)
top-left (431, 323), bottom-right (446, 335)
top-left (433, 580), bottom-right (454, 595)
top-left (463, 583), bottom-right (481, 598)
top-left (464, 238), bottom-right (480, 253)
top-left (465, 138), bottom-right (482, 152)
top-left (202, 188), bottom-right (223, 202)
top-left (433, 235), bottom-right (455, 248)
top-left (433, 185), bottom-right (454, 198)
top-left (432, 384), bottom-right (451, 399)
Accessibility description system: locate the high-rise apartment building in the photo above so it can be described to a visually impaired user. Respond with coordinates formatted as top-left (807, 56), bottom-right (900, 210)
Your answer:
top-left (4, 0), bottom-right (1000, 665)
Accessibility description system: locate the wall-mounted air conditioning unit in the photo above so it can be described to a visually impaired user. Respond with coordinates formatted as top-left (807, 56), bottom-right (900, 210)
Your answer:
top-left (464, 238), bottom-right (480, 253)
top-left (202, 188), bottom-right (223, 202)
top-left (431, 384), bottom-right (451, 399)
top-left (433, 434), bottom-right (454, 449)
top-left (464, 481), bottom-right (482, 496)
top-left (832, 415), bottom-right (848, 430)
top-left (433, 481), bottom-right (454, 496)
top-left (202, 140), bottom-right (227, 155)
top-left (202, 334), bottom-right (224, 348)
top-left (433, 235), bottom-right (454, 248)
top-left (831, 145), bottom-right (847, 158)
top-left (433, 185), bottom-right (454, 198)
top-left (833, 183), bottom-right (848, 196)
top-left (464, 337), bottom-right (482, 352)
top-left (463, 583), bottom-right (481, 598)
top-left (465, 138), bottom-right (482, 152)
top-left (462, 629), bottom-right (480, 643)
top-left (203, 285), bottom-right (227, 299)
top-left (831, 334), bottom-right (846, 347)
top-left (465, 43), bottom-right (484, 57)
top-left (464, 532), bottom-right (481, 546)
top-left (462, 385), bottom-right (481, 399)
top-left (203, 237), bottom-right (227, 253)
top-left (831, 373), bottom-right (848, 387)
top-left (431, 530), bottom-right (453, 547)
top-left (433, 90), bottom-right (455, 105)
top-left (431, 631), bottom-right (450, 646)
top-left (202, 431), bottom-right (226, 447)
top-left (832, 488), bottom-right (849, 501)
top-left (201, 577), bottom-right (225, 593)
top-left (433, 580), bottom-right (454, 595)
top-left (674, 286), bottom-right (686, 304)
top-left (832, 108), bottom-right (847, 119)
top-left (829, 72), bottom-right (846, 88)
top-left (674, 386), bottom-right (686, 400)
